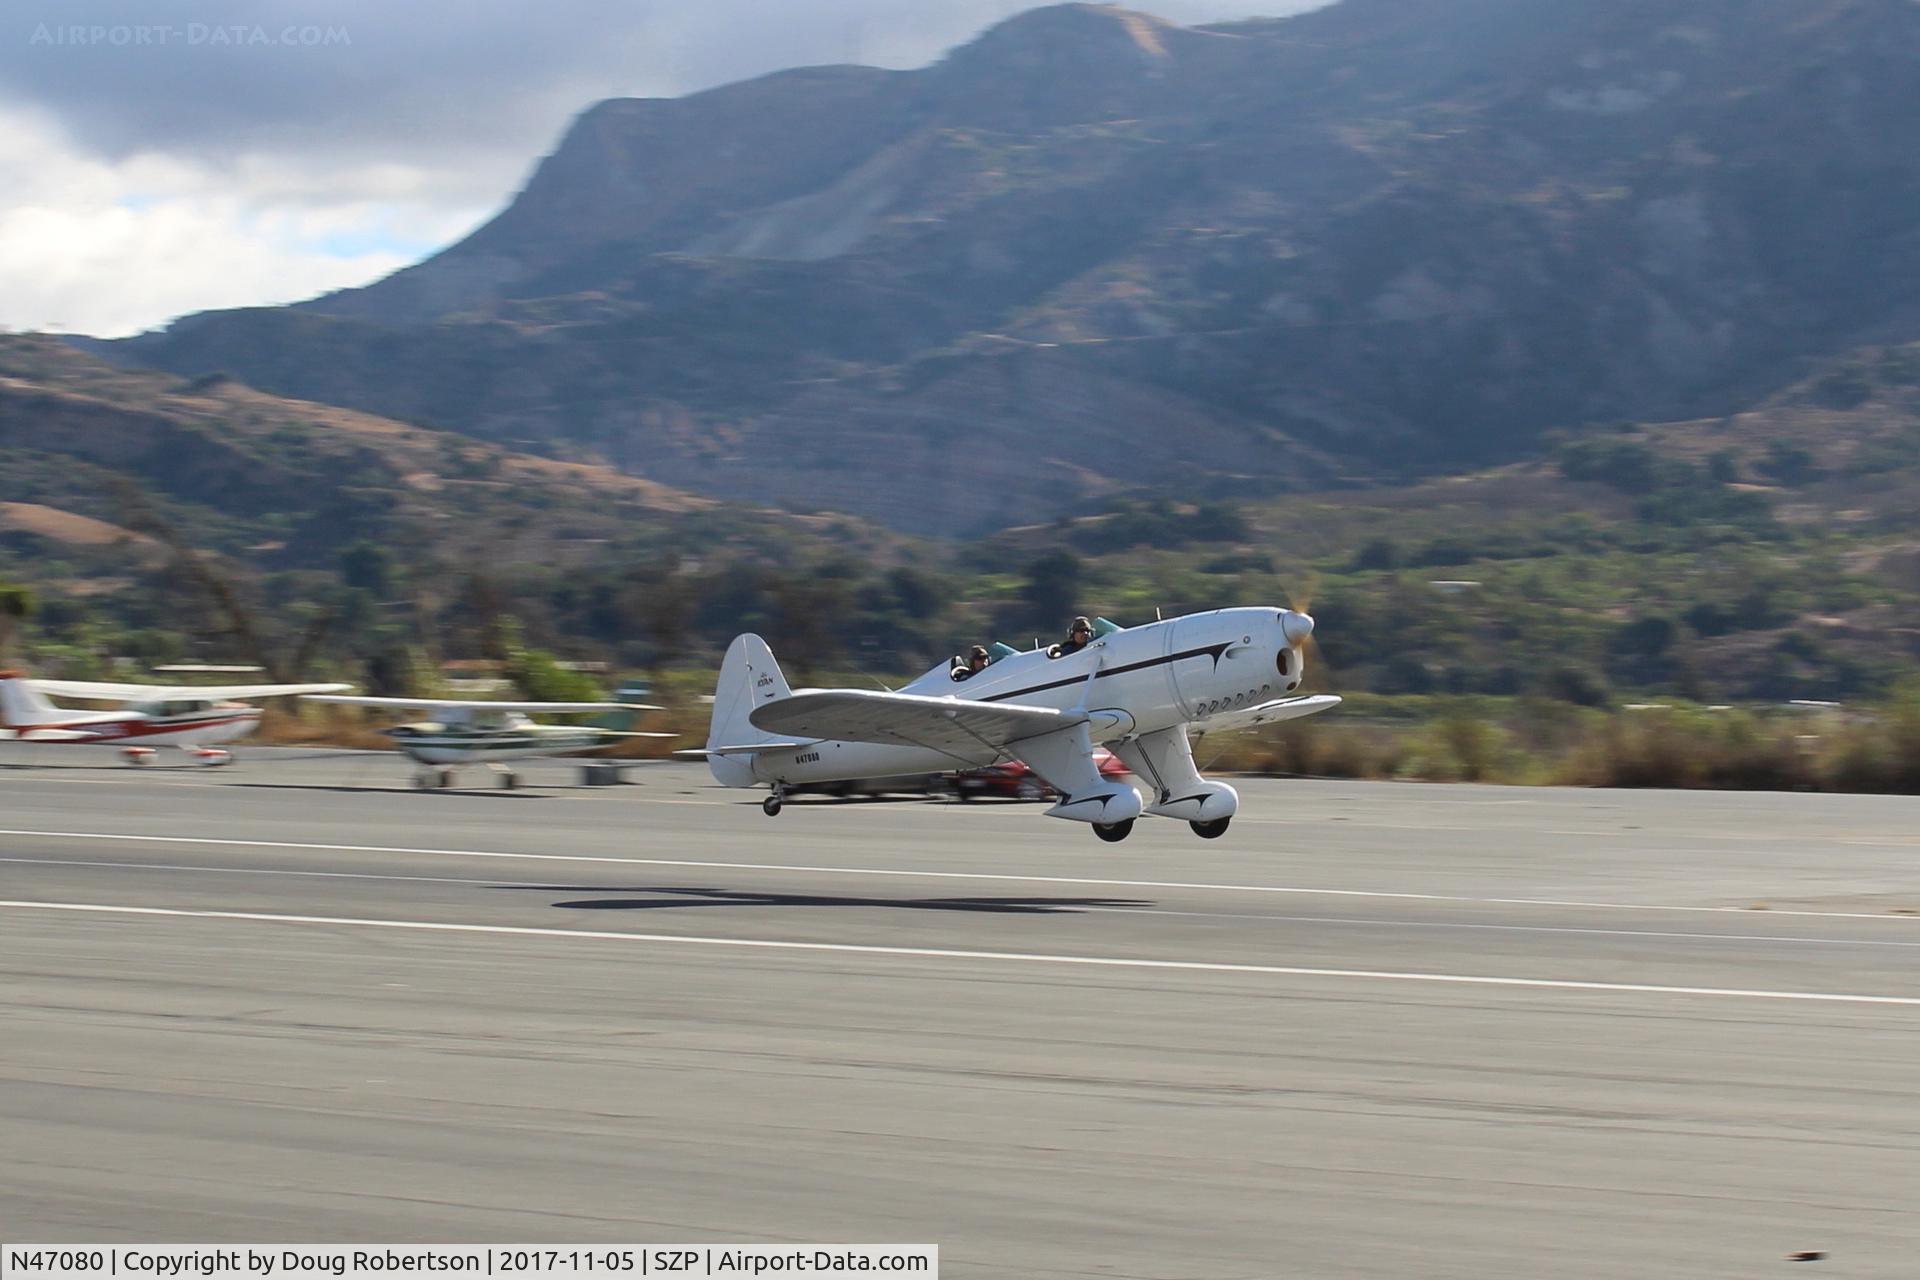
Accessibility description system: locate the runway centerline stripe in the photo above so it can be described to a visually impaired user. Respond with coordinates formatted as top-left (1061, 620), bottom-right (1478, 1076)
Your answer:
top-left (2, 827), bottom-right (1917, 923)
top-left (2, 898), bottom-right (1918, 1008)
top-left (6, 856), bottom-right (1920, 950)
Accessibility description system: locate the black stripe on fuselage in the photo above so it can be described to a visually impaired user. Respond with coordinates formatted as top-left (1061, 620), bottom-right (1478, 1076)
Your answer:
top-left (979, 642), bottom-right (1232, 705)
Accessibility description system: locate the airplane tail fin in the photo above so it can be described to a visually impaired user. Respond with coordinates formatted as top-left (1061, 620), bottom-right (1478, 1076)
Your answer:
top-left (704, 634), bottom-right (793, 786)
top-left (0, 670), bottom-right (66, 727)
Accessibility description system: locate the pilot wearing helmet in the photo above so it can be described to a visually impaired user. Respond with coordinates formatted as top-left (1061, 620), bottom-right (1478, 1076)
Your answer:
top-left (1048, 616), bottom-right (1094, 659)
top-left (951, 644), bottom-right (992, 681)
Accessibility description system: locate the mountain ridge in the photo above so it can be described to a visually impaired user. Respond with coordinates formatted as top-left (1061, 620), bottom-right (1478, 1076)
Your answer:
top-left (106, 0), bottom-right (1920, 534)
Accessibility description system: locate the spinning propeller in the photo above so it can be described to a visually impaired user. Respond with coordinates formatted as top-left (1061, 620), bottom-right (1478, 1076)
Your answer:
top-left (1282, 570), bottom-right (1333, 690)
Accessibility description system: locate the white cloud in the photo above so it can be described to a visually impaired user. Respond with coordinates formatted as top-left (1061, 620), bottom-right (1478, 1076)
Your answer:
top-left (0, 3), bottom-right (1326, 337)
top-left (0, 106), bottom-right (486, 336)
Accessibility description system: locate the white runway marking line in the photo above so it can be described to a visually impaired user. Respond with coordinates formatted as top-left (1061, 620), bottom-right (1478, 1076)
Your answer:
top-left (7, 855), bottom-right (1920, 952)
top-left (4, 827), bottom-right (1918, 924)
top-left (2, 897), bottom-right (1919, 1008)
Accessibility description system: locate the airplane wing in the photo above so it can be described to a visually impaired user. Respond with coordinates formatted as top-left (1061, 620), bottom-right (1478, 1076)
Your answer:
top-left (1196, 694), bottom-right (1342, 733)
top-left (32, 679), bottom-right (353, 702)
top-left (749, 689), bottom-right (1075, 762)
top-left (305, 695), bottom-right (656, 713)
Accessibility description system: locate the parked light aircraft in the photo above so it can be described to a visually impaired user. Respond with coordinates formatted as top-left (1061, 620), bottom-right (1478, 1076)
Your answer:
top-left (0, 670), bottom-right (351, 764)
top-left (699, 609), bottom-right (1337, 841)
top-left (305, 694), bottom-right (669, 789)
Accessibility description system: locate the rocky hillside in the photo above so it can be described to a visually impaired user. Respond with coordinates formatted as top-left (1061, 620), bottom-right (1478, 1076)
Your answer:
top-left (107, 0), bottom-right (1920, 533)
top-left (976, 334), bottom-right (1920, 702)
top-left (0, 336), bottom-right (897, 587)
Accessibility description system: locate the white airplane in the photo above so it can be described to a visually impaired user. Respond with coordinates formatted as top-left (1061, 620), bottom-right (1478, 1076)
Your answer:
top-left (0, 669), bottom-right (351, 765)
top-left (305, 694), bottom-right (670, 789)
top-left (700, 609), bottom-right (1338, 841)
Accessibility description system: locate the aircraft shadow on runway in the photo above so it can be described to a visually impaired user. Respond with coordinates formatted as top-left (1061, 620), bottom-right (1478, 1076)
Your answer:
top-left (498, 885), bottom-right (1152, 914)
top-left (229, 782), bottom-right (550, 797)
top-left (742, 794), bottom-right (950, 806)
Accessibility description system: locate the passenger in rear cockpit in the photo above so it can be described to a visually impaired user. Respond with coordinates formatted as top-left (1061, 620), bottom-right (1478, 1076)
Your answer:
top-left (950, 645), bottom-right (991, 681)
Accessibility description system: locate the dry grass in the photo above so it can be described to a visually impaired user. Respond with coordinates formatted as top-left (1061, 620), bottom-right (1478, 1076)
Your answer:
top-left (1202, 689), bottom-right (1920, 794)
top-left (257, 690), bottom-right (1920, 794)
top-left (1205, 721), bottom-right (1406, 779)
top-left (1550, 710), bottom-right (1815, 790)
top-left (254, 704), bottom-right (394, 750)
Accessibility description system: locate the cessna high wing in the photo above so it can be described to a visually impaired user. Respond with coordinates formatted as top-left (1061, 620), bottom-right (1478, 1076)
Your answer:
top-left (304, 695), bottom-right (670, 789)
top-left (700, 609), bottom-right (1338, 842)
top-left (0, 670), bottom-right (351, 764)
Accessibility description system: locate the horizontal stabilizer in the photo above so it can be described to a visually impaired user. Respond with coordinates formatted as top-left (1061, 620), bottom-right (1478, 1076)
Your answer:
top-left (678, 741), bottom-right (813, 757)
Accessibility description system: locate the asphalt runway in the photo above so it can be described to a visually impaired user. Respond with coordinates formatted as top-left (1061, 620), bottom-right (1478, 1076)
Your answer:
top-left (3, 747), bottom-right (1918, 1277)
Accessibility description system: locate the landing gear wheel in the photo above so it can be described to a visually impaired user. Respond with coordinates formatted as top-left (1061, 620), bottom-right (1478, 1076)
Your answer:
top-left (412, 770), bottom-right (434, 790)
top-left (1190, 817), bottom-right (1231, 840)
top-left (437, 768), bottom-right (457, 790)
top-left (1093, 819), bottom-right (1134, 843)
top-left (497, 770), bottom-right (519, 790)
top-left (763, 792), bottom-right (784, 817)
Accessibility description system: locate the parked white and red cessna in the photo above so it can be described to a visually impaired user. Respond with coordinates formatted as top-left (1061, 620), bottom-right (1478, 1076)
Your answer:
top-left (698, 609), bottom-right (1337, 842)
top-left (0, 670), bottom-right (350, 765)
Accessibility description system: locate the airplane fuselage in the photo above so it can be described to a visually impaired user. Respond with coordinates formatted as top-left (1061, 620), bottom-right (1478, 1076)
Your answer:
top-left (738, 607), bottom-right (1299, 787)
top-left (5, 703), bottom-right (261, 748)
top-left (385, 721), bottom-right (617, 765)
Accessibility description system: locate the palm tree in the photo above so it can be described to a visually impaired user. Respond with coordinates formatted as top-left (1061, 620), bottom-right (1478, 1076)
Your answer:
top-left (0, 581), bottom-right (32, 664)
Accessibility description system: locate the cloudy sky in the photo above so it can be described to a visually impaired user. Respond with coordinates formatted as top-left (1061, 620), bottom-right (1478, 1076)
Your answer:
top-left (0, 1), bottom-right (1322, 337)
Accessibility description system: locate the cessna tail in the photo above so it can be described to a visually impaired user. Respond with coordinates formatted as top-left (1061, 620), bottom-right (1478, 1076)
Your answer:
top-left (0, 670), bottom-right (71, 731)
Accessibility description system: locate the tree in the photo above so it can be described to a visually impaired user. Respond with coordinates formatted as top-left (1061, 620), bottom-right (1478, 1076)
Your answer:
top-left (1352, 537), bottom-right (1402, 572)
top-left (1020, 551), bottom-right (1083, 623)
top-left (111, 478), bottom-right (331, 680)
top-left (506, 645), bottom-right (604, 704)
top-left (0, 581), bottom-right (33, 663)
top-left (1761, 441), bottom-right (1822, 487)
top-left (640, 573), bottom-right (695, 671)
top-left (771, 574), bottom-right (852, 680)
top-left (340, 542), bottom-right (396, 598)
